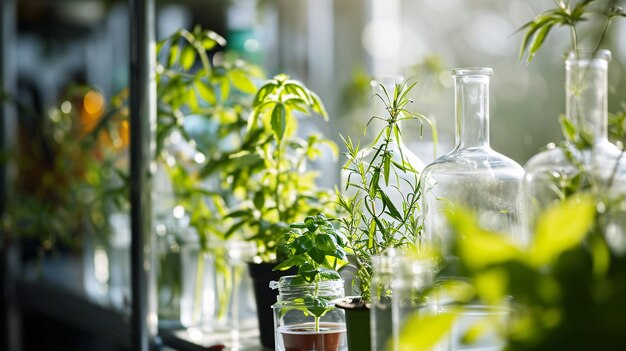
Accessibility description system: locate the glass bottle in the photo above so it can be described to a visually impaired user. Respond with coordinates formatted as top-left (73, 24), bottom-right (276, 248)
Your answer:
top-left (388, 253), bottom-right (435, 351)
top-left (340, 75), bottom-right (425, 220)
top-left (271, 276), bottom-right (347, 351)
top-left (524, 50), bottom-right (626, 253)
top-left (370, 250), bottom-right (396, 351)
top-left (420, 68), bottom-right (524, 254)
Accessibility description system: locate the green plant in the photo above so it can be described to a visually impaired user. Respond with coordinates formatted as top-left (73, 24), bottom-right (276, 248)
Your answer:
top-left (221, 74), bottom-right (339, 261)
top-left (518, 0), bottom-right (625, 63)
top-left (337, 80), bottom-right (436, 301)
top-left (273, 213), bottom-right (348, 331)
top-left (395, 194), bottom-right (619, 351)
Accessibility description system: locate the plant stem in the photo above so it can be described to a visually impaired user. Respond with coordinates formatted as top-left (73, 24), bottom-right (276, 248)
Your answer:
top-left (192, 250), bottom-right (205, 325)
top-left (314, 279), bottom-right (320, 332)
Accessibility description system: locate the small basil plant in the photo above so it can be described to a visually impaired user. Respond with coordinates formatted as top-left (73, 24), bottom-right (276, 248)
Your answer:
top-left (273, 214), bottom-right (349, 331)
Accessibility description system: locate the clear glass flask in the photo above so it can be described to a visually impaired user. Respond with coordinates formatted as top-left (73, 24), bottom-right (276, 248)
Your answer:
top-left (420, 68), bottom-right (524, 254)
top-left (523, 50), bottom-right (626, 253)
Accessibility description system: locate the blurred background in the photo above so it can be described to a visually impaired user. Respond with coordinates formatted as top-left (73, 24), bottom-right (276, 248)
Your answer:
top-left (12, 0), bottom-right (626, 167)
top-left (2, 0), bottom-right (626, 350)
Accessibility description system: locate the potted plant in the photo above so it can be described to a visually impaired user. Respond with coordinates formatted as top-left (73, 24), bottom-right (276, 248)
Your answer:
top-left (213, 74), bottom-right (338, 347)
top-left (271, 214), bottom-right (349, 351)
top-left (335, 80), bottom-right (436, 350)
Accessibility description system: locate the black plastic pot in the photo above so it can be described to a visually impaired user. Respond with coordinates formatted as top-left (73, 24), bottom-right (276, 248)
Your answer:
top-left (248, 261), bottom-right (297, 349)
top-left (336, 296), bottom-right (371, 351)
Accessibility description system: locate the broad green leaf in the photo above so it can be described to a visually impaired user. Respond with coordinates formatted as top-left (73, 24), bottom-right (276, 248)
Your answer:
top-left (196, 80), bottom-right (216, 105)
top-left (271, 103), bottom-right (286, 142)
top-left (310, 92), bottom-right (329, 120)
top-left (181, 46), bottom-right (196, 70)
top-left (253, 191), bottom-right (266, 209)
top-left (394, 311), bottom-right (457, 351)
top-left (530, 194), bottom-right (595, 266)
top-left (168, 44), bottom-right (180, 68)
top-left (273, 256), bottom-right (306, 271)
top-left (474, 269), bottom-right (508, 305)
top-left (186, 87), bottom-right (198, 112)
top-left (220, 77), bottom-right (231, 101)
top-left (315, 233), bottom-right (337, 254)
top-left (228, 69), bottom-right (257, 94)
top-left (448, 207), bottom-right (523, 270)
top-left (293, 236), bottom-right (314, 255)
top-left (309, 247), bottom-right (326, 265)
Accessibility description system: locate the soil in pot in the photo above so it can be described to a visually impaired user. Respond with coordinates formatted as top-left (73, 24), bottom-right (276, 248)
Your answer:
top-left (248, 261), bottom-right (297, 349)
top-left (278, 322), bottom-right (346, 351)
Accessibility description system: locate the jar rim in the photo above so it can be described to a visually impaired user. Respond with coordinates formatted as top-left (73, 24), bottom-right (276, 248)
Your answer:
top-left (451, 67), bottom-right (493, 77)
top-left (566, 49), bottom-right (612, 62)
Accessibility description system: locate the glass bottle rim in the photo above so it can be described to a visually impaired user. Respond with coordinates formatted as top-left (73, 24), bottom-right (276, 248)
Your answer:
top-left (566, 49), bottom-right (612, 63)
top-left (272, 275), bottom-right (345, 291)
top-left (451, 67), bottom-right (493, 78)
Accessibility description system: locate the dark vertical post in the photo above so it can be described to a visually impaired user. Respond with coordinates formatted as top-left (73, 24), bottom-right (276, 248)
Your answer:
top-left (129, 0), bottom-right (157, 350)
top-left (0, 0), bottom-right (15, 349)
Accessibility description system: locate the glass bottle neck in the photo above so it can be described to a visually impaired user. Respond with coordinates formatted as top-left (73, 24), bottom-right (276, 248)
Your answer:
top-left (565, 51), bottom-right (610, 144)
top-left (454, 72), bottom-right (490, 149)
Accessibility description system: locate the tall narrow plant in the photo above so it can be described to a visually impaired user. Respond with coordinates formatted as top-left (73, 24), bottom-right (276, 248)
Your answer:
top-left (338, 80), bottom-right (436, 301)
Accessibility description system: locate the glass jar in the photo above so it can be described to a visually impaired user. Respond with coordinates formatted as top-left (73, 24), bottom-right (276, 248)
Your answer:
top-left (390, 256), bottom-right (435, 351)
top-left (420, 68), bottom-right (524, 254)
top-left (271, 276), bottom-right (347, 351)
top-left (370, 250), bottom-right (396, 351)
top-left (371, 250), bottom-right (436, 351)
top-left (523, 50), bottom-right (626, 252)
top-left (340, 76), bottom-right (425, 222)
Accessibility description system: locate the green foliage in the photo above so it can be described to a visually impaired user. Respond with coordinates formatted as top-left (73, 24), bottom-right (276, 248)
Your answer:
top-left (5, 85), bottom-right (128, 254)
top-left (609, 102), bottom-right (626, 147)
top-left (219, 75), bottom-right (338, 261)
top-left (338, 80), bottom-right (436, 301)
top-left (397, 194), bottom-right (623, 350)
top-left (517, 0), bottom-right (625, 62)
top-left (273, 214), bottom-right (348, 331)
top-left (151, 27), bottom-right (338, 261)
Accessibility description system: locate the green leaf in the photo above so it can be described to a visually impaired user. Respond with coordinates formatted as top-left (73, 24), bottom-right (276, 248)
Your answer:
top-left (309, 247), bottom-right (326, 265)
top-left (220, 77), bottom-right (231, 101)
top-left (560, 115), bottom-right (577, 142)
top-left (273, 256), bottom-right (305, 271)
top-left (379, 190), bottom-right (402, 221)
top-left (271, 103), bottom-right (286, 142)
top-left (196, 80), bottom-right (216, 105)
top-left (310, 92), bottom-right (329, 120)
top-left (319, 270), bottom-right (341, 280)
top-left (228, 69), bottom-right (257, 94)
top-left (448, 207), bottom-right (523, 270)
top-left (527, 21), bottom-right (556, 62)
top-left (293, 236), bottom-right (314, 255)
top-left (383, 153), bottom-right (391, 186)
top-left (530, 194), bottom-right (595, 266)
top-left (315, 233), bottom-right (337, 254)
top-left (394, 311), bottom-right (457, 351)
top-left (181, 46), bottom-right (196, 70)
top-left (187, 87), bottom-right (198, 112)
top-left (253, 191), bottom-right (265, 209)
top-left (168, 44), bottom-right (180, 67)
top-left (297, 262), bottom-right (318, 281)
